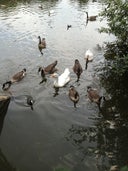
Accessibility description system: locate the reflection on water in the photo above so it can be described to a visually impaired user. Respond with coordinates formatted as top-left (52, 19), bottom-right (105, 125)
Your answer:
top-left (0, 0), bottom-right (127, 171)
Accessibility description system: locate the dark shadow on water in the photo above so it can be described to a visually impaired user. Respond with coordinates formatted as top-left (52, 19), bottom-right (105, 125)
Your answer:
top-left (0, 96), bottom-right (10, 135)
top-left (0, 96), bottom-right (17, 171)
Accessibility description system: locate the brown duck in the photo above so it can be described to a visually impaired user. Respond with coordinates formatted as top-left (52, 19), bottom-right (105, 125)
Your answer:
top-left (2, 68), bottom-right (26, 90)
top-left (38, 36), bottom-right (46, 55)
top-left (86, 12), bottom-right (97, 21)
top-left (87, 86), bottom-right (105, 108)
top-left (69, 85), bottom-right (79, 108)
top-left (38, 60), bottom-right (58, 83)
top-left (73, 59), bottom-right (83, 82)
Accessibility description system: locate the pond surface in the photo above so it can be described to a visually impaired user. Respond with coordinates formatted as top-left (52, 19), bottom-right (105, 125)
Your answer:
top-left (0, 0), bottom-right (126, 171)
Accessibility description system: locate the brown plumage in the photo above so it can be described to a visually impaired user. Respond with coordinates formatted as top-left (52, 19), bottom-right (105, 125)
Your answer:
top-left (69, 85), bottom-right (79, 108)
top-left (87, 86), bottom-right (105, 108)
top-left (2, 69), bottom-right (26, 90)
top-left (38, 60), bottom-right (58, 75)
top-left (86, 12), bottom-right (97, 21)
top-left (38, 61), bottom-right (58, 84)
top-left (44, 60), bottom-right (58, 74)
top-left (73, 59), bottom-right (83, 82)
top-left (38, 36), bottom-right (46, 55)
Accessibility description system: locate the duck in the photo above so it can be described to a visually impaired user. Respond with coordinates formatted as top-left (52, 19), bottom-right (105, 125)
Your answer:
top-left (73, 59), bottom-right (83, 82)
top-left (67, 25), bottom-right (72, 30)
top-left (38, 67), bottom-right (47, 84)
top-left (53, 68), bottom-right (70, 88)
top-left (2, 68), bottom-right (26, 91)
top-left (48, 9), bottom-right (54, 16)
top-left (38, 4), bottom-right (43, 9)
top-left (85, 12), bottom-right (97, 21)
top-left (69, 85), bottom-right (79, 108)
top-left (38, 60), bottom-right (58, 74)
top-left (38, 36), bottom-right (46, 55)
top-left (84, 49), bottom-right (93, 69)
top-left (27, 96), bottom-right (34, 111)
top-left (87, 86), bottom-right (105, 108)
top-left (43, 60), bottom-right (58, 74)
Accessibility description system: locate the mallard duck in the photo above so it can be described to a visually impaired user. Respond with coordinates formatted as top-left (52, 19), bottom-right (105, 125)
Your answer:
top-left (54, 68), bottom-right (70, 88)
top-left (73, 59), bottom-right (83, 82)
top-left (86, 12), bottom-right (97, 21)
top-left (38, 36), bottom-right (46, 55)
top-left (2, 68), bottom-right (26, 91)
top-left (69, 85), bottom-right (79, 108)
top-left (27, 96), bottom-right (34, 110)
top-left (87, 86), bottom-right (105, 108)
top-left (85, 49), bottom-right (93, 69)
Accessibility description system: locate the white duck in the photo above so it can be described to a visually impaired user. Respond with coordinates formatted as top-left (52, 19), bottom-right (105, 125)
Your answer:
top-left (54, 68), bottom-right (70, 88)
top-left (85, 49), bottom-right (93, 69)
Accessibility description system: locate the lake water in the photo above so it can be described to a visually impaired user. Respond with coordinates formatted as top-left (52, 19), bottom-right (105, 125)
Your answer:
top-left (0, 0), bottom-right (120, 171)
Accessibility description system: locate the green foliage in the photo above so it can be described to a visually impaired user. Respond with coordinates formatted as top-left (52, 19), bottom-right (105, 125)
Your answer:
top-left (99, 0), bottom-right (128, 77)
top-left (100, 0), bottom-right (128, 45)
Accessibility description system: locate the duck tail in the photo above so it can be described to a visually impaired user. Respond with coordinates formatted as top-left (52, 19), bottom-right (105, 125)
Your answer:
top-left (2, 81), bottom-right (12, 91)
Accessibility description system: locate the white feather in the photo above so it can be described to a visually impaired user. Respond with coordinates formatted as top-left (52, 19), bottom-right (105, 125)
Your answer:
top-left (85, 49), bottom-right (93, 61)
top-left (54, 68), bottom-right (70, 87)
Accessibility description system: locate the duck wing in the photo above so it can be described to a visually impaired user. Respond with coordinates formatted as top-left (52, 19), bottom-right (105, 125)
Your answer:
top-left (87, 89), bottom-right (100, 102)
top-left (44, 61), bottom-right (57, 74)
top-left (12, 71), bottom-right (25, 82)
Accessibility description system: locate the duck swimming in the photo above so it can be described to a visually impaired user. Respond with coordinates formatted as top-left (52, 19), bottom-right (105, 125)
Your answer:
top-left (38, 36), bottom-right (46, 55)
top-left (73, 59), bottom-right (83, 82)
top-left (53, 68), bottom-right (70, 88)
top-left (2, 68), bottom-right (26, 91)
top-left (27, 96), bottom-right (34, 110)
top-left (43, 60), bottom-right (58, 74)
top-left (87, 86), bottom-right (105, 109)
top-left (69, 85), bottom-right (79, 108)
top-left (86, 12), bottom-right (97, 21)
top-left (38, 60), bottom-right (58, 83)
top-left (85, 49), bottom-right (93, 69)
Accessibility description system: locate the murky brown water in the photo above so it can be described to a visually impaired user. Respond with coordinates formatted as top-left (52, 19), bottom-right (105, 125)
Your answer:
top-left (0, 0), bottom-right (122, 171)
